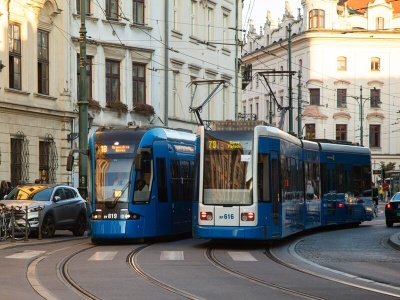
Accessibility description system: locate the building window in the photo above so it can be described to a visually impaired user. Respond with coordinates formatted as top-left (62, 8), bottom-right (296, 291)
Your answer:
top-left (106, 0), bottom-right (118, 20)
top-left (76, 0), bottom-right (90, 14)
top-left (370, 125), bottom-right (380, 147)
top-left (336, 124), bottom-right (347, 141)
top-left (337, 56), bottom-right (346, 71)
top-left (337, 89), bottom-right (347, 107)
top-left (38, 30), bottom-right (49, 95)
top-left (77, 55), bottom-right (92, 99)
top-left (173, 0), bottom-right (179, 31)
top-left (305, 124), bottom-right (316, 140)
top-left (132, 63), bottom-right (145, 105)
top-left (223, 14), bottom-right (228, 46)
top-left (105, 59), bottom-right (120, 102)
top-left (256, 73), bottom-right (259, 88)
top-left (370, 88), bottom-right (381, 107)
top-left (8, 23), bottom-right (21, 90)
top-left (371, 57), bottom-right (380, 71)
top-left (133, 0), bottom-right (144, 24)
top-left (376, 17), bottom-right (384, 30)
top-left (309, 89), bottom-right (320, 106)
top-left (309, 9), bottom-right (325, 29)
top-left (190, 1), bottom-right (197, 36)
top-left (207, 7), bottom-right (214, 41)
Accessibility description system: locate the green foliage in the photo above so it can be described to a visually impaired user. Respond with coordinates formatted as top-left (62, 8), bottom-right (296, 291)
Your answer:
top-left (133, 103), bottom-right (155, 116)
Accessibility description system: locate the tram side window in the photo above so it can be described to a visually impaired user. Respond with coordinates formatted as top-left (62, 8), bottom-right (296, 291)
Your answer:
top-left (156, 158), bottom-right (167, 202)
top-left (181, 160), bottom-right (194, 202)
top-left (257, 154), bottom-right (270, 202)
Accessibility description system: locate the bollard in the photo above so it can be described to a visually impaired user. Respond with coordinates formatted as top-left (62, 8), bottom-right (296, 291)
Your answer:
top-left (25, 205), bottom-right (29, 241)
top-left (11, 206), bottom-right (15, 243)
top-left (38, 207), bottom-right (42, 240)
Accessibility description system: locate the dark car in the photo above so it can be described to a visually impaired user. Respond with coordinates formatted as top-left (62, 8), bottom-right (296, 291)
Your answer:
top-left (385, 192), bottom-right (400, 227)
top-left (1, 184), bottom-right (87, 238)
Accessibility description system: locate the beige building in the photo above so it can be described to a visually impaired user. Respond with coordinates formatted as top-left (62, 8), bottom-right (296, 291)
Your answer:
top-left (242, 0), bottom-right (400, 171)
top-left (0, 0), bottom-right (242, 187)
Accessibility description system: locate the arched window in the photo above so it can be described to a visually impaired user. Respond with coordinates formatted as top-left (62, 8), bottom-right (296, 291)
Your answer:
top-left (309, 9), bottom-right (325, 29)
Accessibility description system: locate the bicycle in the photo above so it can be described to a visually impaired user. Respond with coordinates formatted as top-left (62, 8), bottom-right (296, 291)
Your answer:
top-left (0, 204), bottom-right (31, 241)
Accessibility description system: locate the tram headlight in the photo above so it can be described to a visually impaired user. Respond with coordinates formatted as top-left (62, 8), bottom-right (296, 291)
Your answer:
top-left (241, 212), bottom-right (255, 221)
top-left (92, 209), bottom-right (103, 220)
top-left (200, 211), bottom-right (213, 221)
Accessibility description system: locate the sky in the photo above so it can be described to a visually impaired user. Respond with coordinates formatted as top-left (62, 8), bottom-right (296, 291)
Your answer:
top-left (242, 0), bottom-right (303, 31)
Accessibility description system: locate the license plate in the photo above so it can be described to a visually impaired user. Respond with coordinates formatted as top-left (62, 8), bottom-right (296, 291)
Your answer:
top-left (397, 213), bottom-right (400, 217)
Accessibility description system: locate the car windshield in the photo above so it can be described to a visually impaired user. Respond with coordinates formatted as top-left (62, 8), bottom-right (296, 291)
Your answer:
top-left (391, 193), bottom-right (400, 201)
top-left (5, 186), bottom-right (53, 201)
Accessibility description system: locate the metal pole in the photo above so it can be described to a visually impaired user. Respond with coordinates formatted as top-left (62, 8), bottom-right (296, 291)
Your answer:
top-left (288, 23), bottom-right (293, 134)
top-left (78, 0), bottom-right (89, 199)
top-left (360, 85), bottom-right (363, 146)
top-left (11, 206), bottom-right (14, 242)
top-left (269, 93), bottom-right (273, 124)
top-left (25, 205), bottom-right (28, 241)
top-left (164, 0), bottom-right (169, 126)
top-left (234, 0), bottom-right (239, 120)
top-left (297, 70), bottom-right (302, 138)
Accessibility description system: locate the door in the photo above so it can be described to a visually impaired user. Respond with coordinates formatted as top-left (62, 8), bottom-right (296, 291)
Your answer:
top-left (270, 151), bottom-right (281, 237)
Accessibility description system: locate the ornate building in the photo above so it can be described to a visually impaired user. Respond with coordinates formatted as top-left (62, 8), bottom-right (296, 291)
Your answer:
top-left (242, 0), bottom-right (400, 170)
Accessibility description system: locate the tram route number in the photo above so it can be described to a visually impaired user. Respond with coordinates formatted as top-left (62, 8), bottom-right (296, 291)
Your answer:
top-left (219, 214), bottom-right (234, 220)
top-left (104, 213), bottom-right (118, 219)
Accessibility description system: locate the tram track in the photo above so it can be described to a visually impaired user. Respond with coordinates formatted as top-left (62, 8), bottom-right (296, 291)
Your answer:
top-left (127, 244), bottom-right (206, 300)
top-left (204, 246), bottom-right (326, 300)
top-left (266, 241), bottom-right (400, 298)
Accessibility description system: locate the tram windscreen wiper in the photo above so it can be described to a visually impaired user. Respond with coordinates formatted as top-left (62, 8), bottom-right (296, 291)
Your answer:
top-left (105, 180), bottom-right (131, 208)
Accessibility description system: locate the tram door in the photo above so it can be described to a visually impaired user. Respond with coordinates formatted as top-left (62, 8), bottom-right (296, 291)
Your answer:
top-left (270, 151), bottom-right (281, 237)
top-left (153, 142), bottom-right (171, 235)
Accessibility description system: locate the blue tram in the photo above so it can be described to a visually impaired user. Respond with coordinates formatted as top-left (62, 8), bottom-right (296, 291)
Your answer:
top-left (192, 121), bottom-right (373, 240)
top-left (86, 125), bottom-right (195, 242)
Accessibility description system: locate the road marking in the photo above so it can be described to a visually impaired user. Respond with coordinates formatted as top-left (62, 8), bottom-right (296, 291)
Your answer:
top-left (89, 251), bottom-right (118, 261)
top-left (160, 251), bottom-right (184, 260)
top-left (228, 251), bottom-right (257, 261)
top-left (6, 250), bottom-right (46, 259)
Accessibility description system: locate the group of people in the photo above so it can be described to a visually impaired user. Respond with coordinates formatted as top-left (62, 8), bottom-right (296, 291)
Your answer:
top-left (0, 180), bottom-right (13, 200)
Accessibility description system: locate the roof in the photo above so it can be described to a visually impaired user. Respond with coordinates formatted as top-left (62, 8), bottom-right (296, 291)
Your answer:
top-left (338, 0), bottom-right (400, 14)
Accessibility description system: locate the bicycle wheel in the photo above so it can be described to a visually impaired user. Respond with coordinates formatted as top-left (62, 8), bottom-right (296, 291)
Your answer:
top-left (0, 219), bottom-right (6, 241)
top-left (12, 219), bottom-right (31, 241)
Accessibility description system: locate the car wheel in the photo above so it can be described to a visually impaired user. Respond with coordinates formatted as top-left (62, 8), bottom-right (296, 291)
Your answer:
top-left (42, 215), bottom-right (56, 238)
top-left (72, 213), bottom-right (86, 236)
top-left (386, 220), bottom-right (394, 227)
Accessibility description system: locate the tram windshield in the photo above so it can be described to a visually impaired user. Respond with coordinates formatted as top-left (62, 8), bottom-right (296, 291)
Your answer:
top-left (93, 131), bottom-right (142, 203)
top-left (203, 131), bottom-right (254, 205)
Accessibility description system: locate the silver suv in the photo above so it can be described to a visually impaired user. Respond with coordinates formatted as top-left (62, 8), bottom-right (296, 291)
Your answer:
top-left (1, 184), bottom-right (87, 238)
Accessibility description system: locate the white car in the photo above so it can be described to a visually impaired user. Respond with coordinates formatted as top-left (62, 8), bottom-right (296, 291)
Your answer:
top-left (1, 184), bottom-right (87, 238)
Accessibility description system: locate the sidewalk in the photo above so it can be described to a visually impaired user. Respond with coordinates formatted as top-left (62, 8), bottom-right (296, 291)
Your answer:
top-left (388, 231), bottom-right (400, 251)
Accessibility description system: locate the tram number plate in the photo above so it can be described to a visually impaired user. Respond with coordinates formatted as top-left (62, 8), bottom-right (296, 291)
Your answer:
top-left (104, 213), bottom-right (118, 219)
top-left (397, 213), bottom-right (400, 216)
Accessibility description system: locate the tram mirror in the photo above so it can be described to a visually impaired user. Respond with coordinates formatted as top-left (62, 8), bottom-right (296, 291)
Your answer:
top-left (66, 153), bottom-right (75, 172)
top-left (135, 150), bottom-right (142, 170)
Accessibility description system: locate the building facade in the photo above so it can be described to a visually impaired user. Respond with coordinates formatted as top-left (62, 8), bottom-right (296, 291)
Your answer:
top-left (242, 0), bottom-right (400, 172)
top-left (0, 0), bottom-right (242, 187)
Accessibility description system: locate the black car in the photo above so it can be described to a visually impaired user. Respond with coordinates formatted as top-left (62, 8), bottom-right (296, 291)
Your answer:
top-left (385, 192), bottom-right (400, 227)
top-left (2, 184), bottom-right (87, 238)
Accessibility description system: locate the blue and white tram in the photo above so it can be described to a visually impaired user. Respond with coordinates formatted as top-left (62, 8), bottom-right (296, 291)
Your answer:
top-left (192, 121), bottom-right (373, 240)
top-left (87, 125), bottom-right (195, 242)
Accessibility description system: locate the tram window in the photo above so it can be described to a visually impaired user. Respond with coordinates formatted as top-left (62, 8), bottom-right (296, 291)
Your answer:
top-left (258, 154), bottom-right (270, 202)
top-left (171, 159), bottom-right (183, 201)
top-left (156, 158), bottom-right (167, 202)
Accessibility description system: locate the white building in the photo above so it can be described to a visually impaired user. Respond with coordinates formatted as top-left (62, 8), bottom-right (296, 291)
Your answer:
top-left (0, 0), bottom-right (242, 186)
top-left (242, 0), bottom-right (400, 171)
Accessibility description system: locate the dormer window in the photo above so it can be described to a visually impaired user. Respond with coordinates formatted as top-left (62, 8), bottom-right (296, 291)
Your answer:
top-left (376, 17), bottom-right (384, 30)
top-left (309, 9), bottom-right (325, 29)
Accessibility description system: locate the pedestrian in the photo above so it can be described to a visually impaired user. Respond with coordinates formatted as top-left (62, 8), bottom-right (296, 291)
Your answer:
top-left (7, 181), bottom-right (13, 193)
top-left (0, 180), bottom-right (9, 200)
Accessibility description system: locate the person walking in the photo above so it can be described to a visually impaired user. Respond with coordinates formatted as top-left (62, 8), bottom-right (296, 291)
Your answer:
top-left (0, 180), bottom-right (9, 200)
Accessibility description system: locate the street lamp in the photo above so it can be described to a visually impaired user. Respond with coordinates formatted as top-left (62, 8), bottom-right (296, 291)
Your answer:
top-left (349, 86), bottom-right (381, 147)
top-left (67, 112), bottom-right (94, 142)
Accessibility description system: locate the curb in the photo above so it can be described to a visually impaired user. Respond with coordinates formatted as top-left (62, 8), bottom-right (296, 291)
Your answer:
top-left (388, 232), bottom-right (400, 251)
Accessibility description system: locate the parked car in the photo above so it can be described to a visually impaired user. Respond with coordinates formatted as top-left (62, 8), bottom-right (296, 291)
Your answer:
top-left (385, 192), bottom-right (400, 227)
top-left (1, 184), bottom-right (87, 238)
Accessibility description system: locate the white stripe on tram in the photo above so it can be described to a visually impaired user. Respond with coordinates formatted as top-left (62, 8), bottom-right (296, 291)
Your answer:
top-left (228, 251), bottom-right (258, 261)
top-left (89, 251), bottom-right (118, 261)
